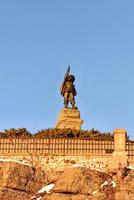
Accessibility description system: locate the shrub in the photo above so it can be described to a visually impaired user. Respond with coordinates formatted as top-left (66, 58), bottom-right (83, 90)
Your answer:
top-left (0, 128), bottom-right (32, 138)
top-left (0, 127), bottom-right (114, 140)
top-left (33, 128), bottom-right (113, 140)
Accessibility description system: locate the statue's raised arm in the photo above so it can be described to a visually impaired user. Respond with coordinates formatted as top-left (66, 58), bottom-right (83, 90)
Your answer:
top-left (60, 65), bottom-right (70, 96)
top-left (65, 65), bottom-right (70, 79)
top-left (60, 66), bottom-right (77, 109)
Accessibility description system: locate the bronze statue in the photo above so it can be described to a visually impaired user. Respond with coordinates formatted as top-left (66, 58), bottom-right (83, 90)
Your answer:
top-left (60, 66), bottom-right (77, 109)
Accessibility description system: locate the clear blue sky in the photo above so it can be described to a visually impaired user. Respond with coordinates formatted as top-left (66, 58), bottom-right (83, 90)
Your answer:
top-left (0, 1), bottom-right (134, 137)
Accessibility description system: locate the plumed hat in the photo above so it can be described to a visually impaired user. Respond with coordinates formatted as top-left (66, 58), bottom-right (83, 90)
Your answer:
top-left (68, 75), bottom-right (75, 82)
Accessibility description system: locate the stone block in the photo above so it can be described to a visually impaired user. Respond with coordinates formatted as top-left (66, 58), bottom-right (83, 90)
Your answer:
top-left (113, 128), bottom-right (127, 152)
top-left (112, 128), bottom-right (128, 168)
top-left (112, 151), bottom-right (128, 168)
top-left (56, 108), bottom-right (83, 130)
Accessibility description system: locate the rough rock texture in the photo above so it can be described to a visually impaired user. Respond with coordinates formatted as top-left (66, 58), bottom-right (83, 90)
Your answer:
top-left (0, 160), bottom-right (134, 200)
top-left (42, 193), bottom-right (71, 200)
top-left (0, 188), bottom-right (31, 200)
top-left (26, 167), bottom-right (48, 193)
top-left (42, 193), bottom-right (90, 200)
top-left (47, 170), bottom-right (62, 183)
top-left (0, 161), bottom-right (34, 191)
top-left (90, 185), bottom-right (116, 200)
top-left (114, 169), bottom-right (134, 200)
top-left (54, 167), bottom-right (108, 194)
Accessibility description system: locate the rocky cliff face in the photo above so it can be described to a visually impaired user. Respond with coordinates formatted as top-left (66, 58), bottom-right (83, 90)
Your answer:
top-left (0, 160), bottom-right (134, 200)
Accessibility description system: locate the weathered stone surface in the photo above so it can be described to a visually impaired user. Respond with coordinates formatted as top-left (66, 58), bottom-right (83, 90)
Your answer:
top-left (47, 170), bottom-right (62, 183)
top-left (54, 167), bottom-right (108, 194)
top-left (56, 108), bottom-right (83, 130)
top-left (90, 185), bottom-right (115, 200)
top-left (43, 193), bottom-right (87, 200)
top-left (71, 195), bottom-right (88, 200)
top-left (114, 169), bottom-right (134, 200)
top-left (0, 188), bottom-right (32, 200)
top-left (26, 167), bottom-right (48, 193)
top-left (42, 193), bottom-right (71, 200)
top-left (115, 191), bottom-right (134, 200)
top-left (0, 160), bottom-right (134, 200)
top-left (0, 161), bottom-right (34, 191)
top-left (43, 192), bottom-right (115, 200)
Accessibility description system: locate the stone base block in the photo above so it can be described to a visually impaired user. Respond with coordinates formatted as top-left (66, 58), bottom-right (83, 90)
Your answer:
top-left (112, 151), bottom-right (128, 168)
top-left (56, 108), bottom-right (83, 130)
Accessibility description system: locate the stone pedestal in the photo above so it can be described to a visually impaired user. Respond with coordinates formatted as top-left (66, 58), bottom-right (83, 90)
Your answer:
top-left (112, 128), bottom-right (128, 168)
top-left (56, 108), bottom-right (83, 130)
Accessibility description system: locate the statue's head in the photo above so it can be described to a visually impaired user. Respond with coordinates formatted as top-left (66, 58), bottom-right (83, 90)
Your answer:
top-left (68, 75), bottom-right (75, 82)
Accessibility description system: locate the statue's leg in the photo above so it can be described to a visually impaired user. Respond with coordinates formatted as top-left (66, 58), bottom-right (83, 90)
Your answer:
top-left (64, 92), bottom-right (69, 108)
top-left (70, 93), bottom-right (75, 109)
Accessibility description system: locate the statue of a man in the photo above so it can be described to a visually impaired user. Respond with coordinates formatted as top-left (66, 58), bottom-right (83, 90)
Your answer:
top-left (60, 66), bottom-right (77, 109)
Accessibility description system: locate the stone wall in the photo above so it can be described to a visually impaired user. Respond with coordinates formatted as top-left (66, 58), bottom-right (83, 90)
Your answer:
top-left (0, 154), bottom-right (113, 172)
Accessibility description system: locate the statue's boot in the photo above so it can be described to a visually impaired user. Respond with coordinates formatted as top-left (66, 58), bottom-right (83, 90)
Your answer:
top-left (71, 103), bottom-right (76, 109)
top-left (64, 102), bottom-right (68, 108)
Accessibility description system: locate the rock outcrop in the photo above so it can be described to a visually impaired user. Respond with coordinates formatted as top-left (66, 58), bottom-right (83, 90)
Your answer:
top-left (0, 188), bottom-right (31, 200)
top-left (0, 161), bottom-right (34, 190)
top-left (0, 160), bottom-right (134, 200)
top-left (54, 167), bottom-right (108, 194)
top-left (0, 160), bottom-right (49, 200)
